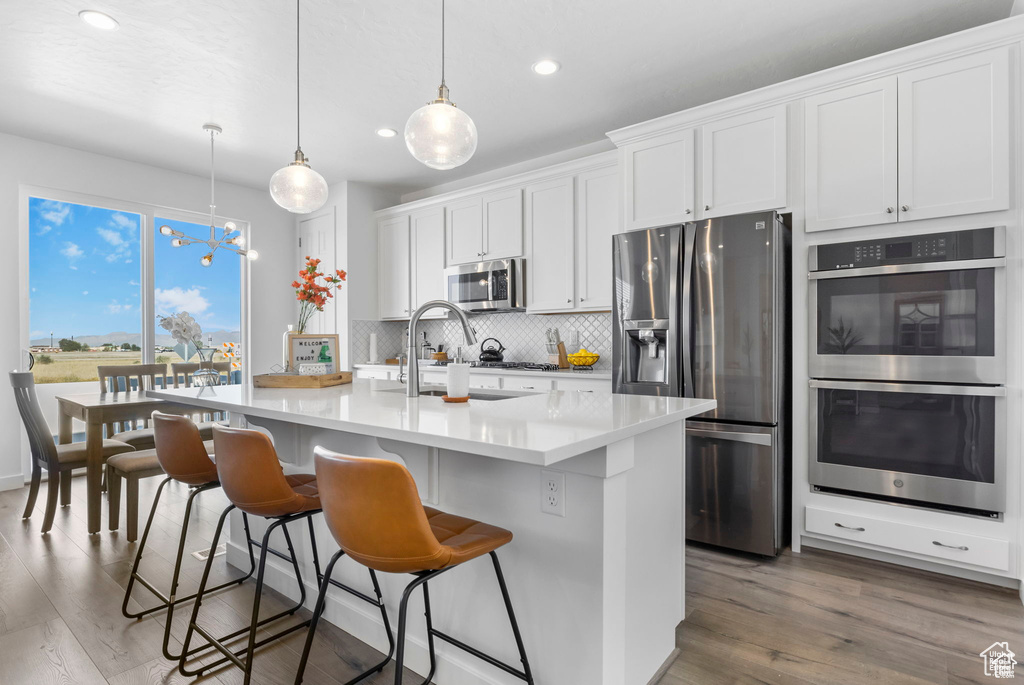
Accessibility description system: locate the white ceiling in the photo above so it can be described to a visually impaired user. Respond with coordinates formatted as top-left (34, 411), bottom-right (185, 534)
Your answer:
top-left (0, 1), bottom-right (1013, 194)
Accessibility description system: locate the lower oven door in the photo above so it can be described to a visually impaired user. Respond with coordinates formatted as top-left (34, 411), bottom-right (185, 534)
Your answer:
top-left (686, 422), bottom-right (782, 556)
top-left (809, 379), bottom-right (1006, 512)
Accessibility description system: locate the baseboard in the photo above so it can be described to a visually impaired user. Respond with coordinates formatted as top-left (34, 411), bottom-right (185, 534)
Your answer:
top-left (225, 541), bottom-right (513, 685)
top-left (0, 472), bottom-right (25, 492)
top-left (646, 647), bottom-right (679, 685)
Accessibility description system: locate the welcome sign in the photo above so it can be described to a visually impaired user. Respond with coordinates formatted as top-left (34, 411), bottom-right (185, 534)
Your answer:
top-left (287, 333), bottom-right (339, 374)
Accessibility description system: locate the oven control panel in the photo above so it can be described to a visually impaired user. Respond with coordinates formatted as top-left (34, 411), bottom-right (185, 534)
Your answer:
top-left (813, 227), bottom-right (998, 271)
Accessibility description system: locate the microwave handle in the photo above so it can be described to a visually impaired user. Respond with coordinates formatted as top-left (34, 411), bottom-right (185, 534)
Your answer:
top-left (809, 379), bottom-right (1006, 397)
top-left (808, 257), bottom-right (1005, 280)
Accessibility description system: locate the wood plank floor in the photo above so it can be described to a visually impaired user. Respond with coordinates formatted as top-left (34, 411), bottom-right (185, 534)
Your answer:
top-left (0, 475), bottom-right (1021, 684)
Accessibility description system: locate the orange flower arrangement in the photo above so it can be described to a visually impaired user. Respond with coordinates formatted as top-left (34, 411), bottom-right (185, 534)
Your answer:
top-left (292, 256), bottom-right (347, 333)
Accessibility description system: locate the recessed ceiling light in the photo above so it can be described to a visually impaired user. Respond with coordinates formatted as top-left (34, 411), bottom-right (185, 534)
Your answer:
top-left (532, 60), bottom-right (560, 76)
top-left (376, 128), bottom-right (397, 138)
top-left (78, 10), bottom-right (119, 31)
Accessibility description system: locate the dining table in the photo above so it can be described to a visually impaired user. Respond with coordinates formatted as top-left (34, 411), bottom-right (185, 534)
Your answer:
top-left (54, 390), bottom-right (197, 534)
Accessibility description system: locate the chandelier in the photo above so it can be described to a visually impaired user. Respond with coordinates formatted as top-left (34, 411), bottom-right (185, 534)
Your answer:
top-left (159, 124), bottom-right (258, 266)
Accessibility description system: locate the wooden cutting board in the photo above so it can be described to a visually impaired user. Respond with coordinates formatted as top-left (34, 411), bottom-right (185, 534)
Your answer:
top-left (252, 372), bottom-right (353, 389)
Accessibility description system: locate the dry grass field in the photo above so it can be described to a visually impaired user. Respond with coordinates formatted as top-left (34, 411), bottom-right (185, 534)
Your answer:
top-left (31, 350), bottom-right (231, 384)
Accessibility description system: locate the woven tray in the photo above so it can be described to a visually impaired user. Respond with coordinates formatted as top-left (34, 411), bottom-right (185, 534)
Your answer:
top-left (253, 372), bottom-right (353, 389)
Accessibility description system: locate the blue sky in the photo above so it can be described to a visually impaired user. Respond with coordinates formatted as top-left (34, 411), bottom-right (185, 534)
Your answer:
top-left (29, 197), bottom-right (241, 339)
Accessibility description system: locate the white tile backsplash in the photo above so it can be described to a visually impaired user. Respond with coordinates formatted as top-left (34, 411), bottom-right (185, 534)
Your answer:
top-left (351, 312), bottom-right (612, 370)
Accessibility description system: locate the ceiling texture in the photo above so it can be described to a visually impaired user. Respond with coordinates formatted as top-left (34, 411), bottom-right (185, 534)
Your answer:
top-left (0, 0), bottom-right (1014, 194)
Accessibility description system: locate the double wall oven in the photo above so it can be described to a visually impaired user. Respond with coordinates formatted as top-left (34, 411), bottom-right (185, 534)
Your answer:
top-left (808, 227), bottom-right (1006, 514)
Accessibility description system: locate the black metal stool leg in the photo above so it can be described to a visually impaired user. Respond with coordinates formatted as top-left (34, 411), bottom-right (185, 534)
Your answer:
top-left (242, 519), bottom-right (279, 685)
top-left (178, 503), bottom-right (234, 676)
top-left (420, 581), bottom-right (438, 685)
top-left (294, 549), bottom-right (342, 685)
top-left (121, 476), bottom-right (171, 619)
top-left (393, 572), bottom-right (436, 685)
top-left (491, 552), bottom-right (535, 684)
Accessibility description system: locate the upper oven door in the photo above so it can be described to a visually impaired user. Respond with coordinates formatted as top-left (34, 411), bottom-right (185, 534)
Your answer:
top-left (808, 258), bottom-right (1006, 384)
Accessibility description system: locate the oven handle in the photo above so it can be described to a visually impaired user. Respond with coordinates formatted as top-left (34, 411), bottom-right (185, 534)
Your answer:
top-left (808, 256), bottom-right (1005, 280)
top-left (809, 379), bottom-right (1006, 397)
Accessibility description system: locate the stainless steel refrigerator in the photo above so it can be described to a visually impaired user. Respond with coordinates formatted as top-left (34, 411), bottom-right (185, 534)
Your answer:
top-left (613, 211), bottom-right (790, 556)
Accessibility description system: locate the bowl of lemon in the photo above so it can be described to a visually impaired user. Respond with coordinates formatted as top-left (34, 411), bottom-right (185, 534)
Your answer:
top-left (566, 348), bottom-right (600, 367)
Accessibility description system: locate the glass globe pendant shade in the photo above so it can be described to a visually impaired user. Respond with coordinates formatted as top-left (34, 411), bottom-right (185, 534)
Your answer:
top-left (269, 149), bottom-right (328, 214)
top-left (405, 86), bottom-right (478, 170)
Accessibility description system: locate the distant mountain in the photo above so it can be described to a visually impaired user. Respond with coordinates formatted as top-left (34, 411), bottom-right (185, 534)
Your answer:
top-left (31, 330), bottom-right (240, 348)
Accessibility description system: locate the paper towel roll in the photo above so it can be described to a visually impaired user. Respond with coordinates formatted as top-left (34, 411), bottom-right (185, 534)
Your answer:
top-left (446, 363), bottom-right (471, 399)
top-left (368, 332), bottom-right (378, 363)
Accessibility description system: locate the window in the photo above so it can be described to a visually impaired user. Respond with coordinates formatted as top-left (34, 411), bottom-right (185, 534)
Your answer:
top-left (154, 217), bottom-right (243, 378)
top-left (28, 197), bottom-right (143, 383)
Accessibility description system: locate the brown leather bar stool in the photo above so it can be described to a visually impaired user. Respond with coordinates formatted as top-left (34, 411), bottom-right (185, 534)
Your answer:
top-left (180, 425), bottom-right (393, 685)
top-left (297, 447), bottom-right (534, 685)
top-left (120, 412), bottom-right (257, 662)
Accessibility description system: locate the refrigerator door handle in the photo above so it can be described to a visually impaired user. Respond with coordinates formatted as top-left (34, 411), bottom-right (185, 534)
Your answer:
top-left (681, 222), bottom-right (697, 397)
top-left (686, 427), bottom-right (773, 446)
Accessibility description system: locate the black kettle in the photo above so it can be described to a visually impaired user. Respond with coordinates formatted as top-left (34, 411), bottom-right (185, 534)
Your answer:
top-left (478, 337), bottom-right (506, 363)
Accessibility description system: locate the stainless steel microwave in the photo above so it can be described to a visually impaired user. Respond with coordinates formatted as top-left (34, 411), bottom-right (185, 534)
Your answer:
top-left (444, 259), bottom-right (525, 312)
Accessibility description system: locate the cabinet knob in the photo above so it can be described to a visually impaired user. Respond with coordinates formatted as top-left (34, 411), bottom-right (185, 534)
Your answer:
top-left (477, 252), bottom-right (483, 257)
top-left (580, 297), bottom-right (585, 302)
top-left (685, 209), bottom-right (691, 215)
top-left (566, 298), bottom-right (571, 303)
top-left (885, 207), bottom-right (894, 213)
top-left (901, 205), bottom-right (909, 212)
top-left (705, 205), bottom-right (711, 211)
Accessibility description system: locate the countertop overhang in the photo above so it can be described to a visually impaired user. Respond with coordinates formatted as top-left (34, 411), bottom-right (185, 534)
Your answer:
top-left (147, 381), bottom-right (716, 466)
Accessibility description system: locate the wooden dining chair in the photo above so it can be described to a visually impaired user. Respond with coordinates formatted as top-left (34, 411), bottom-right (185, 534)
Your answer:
top-left (10, 372), bottom-right (135, 533)
top-left (97, 363), bottom-right (167, 449)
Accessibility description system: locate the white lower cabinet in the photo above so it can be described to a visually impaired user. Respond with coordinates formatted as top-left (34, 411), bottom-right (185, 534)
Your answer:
top-left (355, 368), bottom-right (392, 380)
top-left (503, 377), bottom-right (553, 391)
top-left (556, 377), bottom-right (611, 392)
top-left (469, 374), bottom-right (503, 390)
top-left (805, 506), bottom-right (1009, 572)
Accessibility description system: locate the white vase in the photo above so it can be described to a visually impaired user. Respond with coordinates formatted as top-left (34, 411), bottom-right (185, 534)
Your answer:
top-left (282, 325), bottom-right (295, 371)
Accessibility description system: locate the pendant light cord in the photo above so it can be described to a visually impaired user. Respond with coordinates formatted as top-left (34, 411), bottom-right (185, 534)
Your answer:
top-left (209, 129), bottom-right (216, 230)
top-left (440, 0), bottom-right (445, 87)
top-left (296, 0), bottom-right (301, 150)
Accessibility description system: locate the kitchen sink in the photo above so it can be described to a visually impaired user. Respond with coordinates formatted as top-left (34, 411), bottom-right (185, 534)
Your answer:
top-left (380, 387), bottom-right (528, 401)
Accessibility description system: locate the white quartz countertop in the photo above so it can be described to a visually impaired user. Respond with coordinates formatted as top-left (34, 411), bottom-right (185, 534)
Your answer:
top-left (353, 363), bottom-right (613, 381)
top-left (147, 381), bottom-right (714, 466)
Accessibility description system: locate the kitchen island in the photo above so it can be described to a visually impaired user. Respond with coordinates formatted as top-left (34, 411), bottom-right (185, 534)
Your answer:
top-left (147, 380), bottom-right (715, 685)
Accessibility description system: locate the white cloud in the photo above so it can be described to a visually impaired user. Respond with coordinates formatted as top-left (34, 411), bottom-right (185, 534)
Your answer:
top-left (154, 287), bottom-right (210, 316)
top-left (110, 213), bottom-right (136, 229)
top-left (36, 225), bottom-right (52, 236)
top-left (106, 300), bottom-right (133, 314)
top-left (97, 227), bottom-right (125, 246)
top-left (82, 291), bottom-right (88, 295)
top-left (128, 280), bottom-right (140, 287)
top-left (40, 201), bottom-right (70, 226)
top-left (61, 242), bottom-right (83, 262)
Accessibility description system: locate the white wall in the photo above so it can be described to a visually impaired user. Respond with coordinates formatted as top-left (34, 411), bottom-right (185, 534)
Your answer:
top-left (0, 131), bottom-right (296, 489)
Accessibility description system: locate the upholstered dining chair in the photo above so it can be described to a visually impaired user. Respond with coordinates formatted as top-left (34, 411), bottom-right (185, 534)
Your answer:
top-left (10, 371), bottom-right (135, 533)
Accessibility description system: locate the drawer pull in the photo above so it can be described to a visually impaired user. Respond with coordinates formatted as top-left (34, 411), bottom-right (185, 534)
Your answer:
top-left (834, 522), bottom-right (865, 532)
top-left (521, 385), bottom-right (535, 389)
top-left (576, 389), bottom-right (595, 393)
top-left (932, 540), bottom-right (969, 551)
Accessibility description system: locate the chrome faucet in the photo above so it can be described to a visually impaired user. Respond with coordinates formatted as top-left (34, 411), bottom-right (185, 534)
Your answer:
top-left (406, 300), bottom-right (477, 397)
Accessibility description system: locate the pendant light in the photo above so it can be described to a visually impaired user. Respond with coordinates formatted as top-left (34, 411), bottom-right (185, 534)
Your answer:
top-left (404, 0), bottom-right (478, 170)
top-left (159, 124), bottom-right (258, 265)
top-left (269, 0), bottom-right (328, 214)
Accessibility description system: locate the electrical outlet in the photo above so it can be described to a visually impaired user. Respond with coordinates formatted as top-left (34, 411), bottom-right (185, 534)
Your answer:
top-left (541, 469), bottom-right (565, 517)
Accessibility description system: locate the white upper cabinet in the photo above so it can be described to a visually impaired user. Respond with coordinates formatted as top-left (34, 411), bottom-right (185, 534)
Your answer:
top-left (804, 47), bottom-right (1010, 231)
top-left (576, 165), bottom-right (619, 310)
top-left (805, 78), bottom-right (898, 232)
top-left (701, 105), bottom-right (788, 218)
top-left (525, 176), bottom-right (576, 313)
top-left (622, 128), bottom-right (695, 231)
top-left (410, 207), bottom-right (446, 319)
top-left (482, 188), bottom-right (524, 261)
top-left (378, 215), bottom-right (411, 320)
top-left (446, 196), bottom-right (484, 266)
top-left (897, 48), bottom-right (1010, 222)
